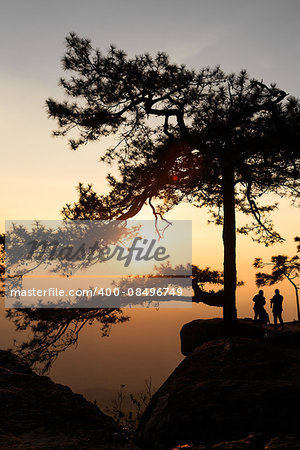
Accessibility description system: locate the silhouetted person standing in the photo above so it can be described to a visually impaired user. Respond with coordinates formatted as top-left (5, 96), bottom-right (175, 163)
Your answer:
top-left (253, 290), bottom-right (266, 324)
top-left (270, 289), bottom-right (284, 329)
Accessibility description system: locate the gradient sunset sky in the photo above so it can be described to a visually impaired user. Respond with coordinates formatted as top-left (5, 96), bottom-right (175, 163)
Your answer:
top-left (1, 0), bottom-right (300, 318)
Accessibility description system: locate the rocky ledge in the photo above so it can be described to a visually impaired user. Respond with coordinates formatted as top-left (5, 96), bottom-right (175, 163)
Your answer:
top-left (180, 318), bottom-right (300, 356)
top-left (0, 350), bottom-right (133, 449)
top-left (137, 320), bottom-right (300, 450)
top-left (172, 433), bottom-right (300, 449)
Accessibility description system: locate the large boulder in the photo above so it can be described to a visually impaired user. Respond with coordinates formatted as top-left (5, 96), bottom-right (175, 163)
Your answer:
top-left (180, 319), bottom-right (300, 356)
top-left (180, 318), bottom-right (264, 355)
top-left (137, 336), bottom-right (300, 450)
top-left (0, 350), bottom-right (133, 449)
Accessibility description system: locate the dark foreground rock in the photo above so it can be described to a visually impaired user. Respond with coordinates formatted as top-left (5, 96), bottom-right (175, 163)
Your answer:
top-left (137, 336), bottom-right (300, 450)
top-left (180, 318), bottom-right (300, 356)
top-left (172, 433), bottom-right (300, 449)
top-left (180, 318), bottom-right (265, 355)
top-left (0, 350), bottom-right (135, 449)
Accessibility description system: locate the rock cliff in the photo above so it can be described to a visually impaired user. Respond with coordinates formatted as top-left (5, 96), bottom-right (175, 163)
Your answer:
top-left (0, 349), bottom-right (132, 449)
top-left (137, 321), bottom-right (300, 450)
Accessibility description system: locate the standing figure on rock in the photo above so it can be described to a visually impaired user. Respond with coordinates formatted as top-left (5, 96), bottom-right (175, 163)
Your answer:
top-left (252, 290), bottom-right (267, 325)
top-left (270, 289), bottom-right (284, 329)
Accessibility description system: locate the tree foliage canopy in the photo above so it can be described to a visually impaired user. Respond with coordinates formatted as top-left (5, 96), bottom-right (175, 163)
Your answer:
top-left (46, 33), bottom-right (300, 321)
top-left (47, 33), bottom-right (299, 245)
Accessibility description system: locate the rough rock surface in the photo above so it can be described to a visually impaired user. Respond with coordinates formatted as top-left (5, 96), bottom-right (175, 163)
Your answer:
top-left (172, 433), bottom-right (300, 449)
top-left (137, 335), bottom-right (300, 450)
top-left (180, 318), bottom-right (300, 356)
top-left (0, 350), bottom-right (134, 449)
top-left (180, 318), bottom-right (265, 356)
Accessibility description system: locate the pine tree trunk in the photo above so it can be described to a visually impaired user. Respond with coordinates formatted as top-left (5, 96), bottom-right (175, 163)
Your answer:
top-left (296, 287), bottom-right (300, 323)
top-left (222, 165), bottom-right (237, 323)
top-left (291, 281), bottom-right (300, 323)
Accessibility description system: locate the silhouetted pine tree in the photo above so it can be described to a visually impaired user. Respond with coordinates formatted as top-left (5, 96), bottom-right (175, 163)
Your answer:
top-left (46, 33), bottom-right (300, 323)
